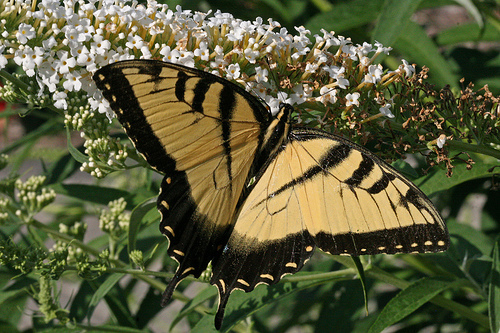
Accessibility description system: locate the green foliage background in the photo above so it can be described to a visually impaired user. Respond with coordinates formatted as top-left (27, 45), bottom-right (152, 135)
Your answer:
top-left (1, 0), bottom-right (499, 332)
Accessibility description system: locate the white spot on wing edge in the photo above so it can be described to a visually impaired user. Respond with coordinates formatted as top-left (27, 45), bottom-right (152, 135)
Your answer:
top-left (260, 274), bottom-right (274, 281)
top-left (182, 267), bottom-right (194, 275)
top-left (164, 225), bottom-right (174, 236)
top-left (161, 200), bottom-right (170, 210)
top-left (237, 279), bottom-right (250, 287)
top-left (173, 249), bottom-right (184, 256)
top-left (218, 279), bottom-right (226, 294)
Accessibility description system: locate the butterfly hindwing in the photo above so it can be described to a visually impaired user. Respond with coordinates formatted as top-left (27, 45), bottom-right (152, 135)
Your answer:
top-left (94, 60), bottom-right (271, 301)
top-left (211, 127), bottom-right (448, 327)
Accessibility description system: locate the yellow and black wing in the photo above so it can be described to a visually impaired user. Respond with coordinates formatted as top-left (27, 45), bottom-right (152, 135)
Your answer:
top-left (93, 59), bottom-right (271, 302)
top-left (94, 60), bottom-right (449, 330)
top-left (210, 126), bottom-right (449, 328)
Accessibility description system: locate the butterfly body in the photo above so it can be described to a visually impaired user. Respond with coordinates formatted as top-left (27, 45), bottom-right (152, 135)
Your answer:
top-left (94, 60), bottom-right (449, 329)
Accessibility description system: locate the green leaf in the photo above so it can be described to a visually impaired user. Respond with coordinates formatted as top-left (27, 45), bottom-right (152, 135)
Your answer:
top-left (367, 277), bottom-right (456, 333)
top-left (37, 327), bottom-right (91, 333)
top-left (305, 0), bottom-right (384, 34)
top-left (0, 286), bottom-right (27, 329)
top-left (489, 237), bottom-right (500, 333)
top-left (315, 279), bottom-right (370, 332)
top-left (0, 278), bottom-right (35, 305)
top-left (436, 21), bottom-right (500, 45)
top-left (62, 325), bottom-right (145, 333)
top-left (69, 280), bottom-right (94, 322)
top-left (192, 315), bottom-right (220, 333)
top-left (371, 0), bottom-right (423, 47)
top-left (391, 159), bottom-right (419, 179)
top-left (448, 220), bottom-right (494, 258)
top-left (215, 271), bottom-right (348, 331)
top-left (45, 150), bottom-right (82, 185)
top-left (128, 197), bottom-right (156, 254)
top-left (85, 275), bottom-right (137, 328)
top-left (260, 0), bottom-right (306, 23)
top-left (66, 128), bottom-right (89, 164)
top-left (171, 286), bottom-right (218, 331)
top-left (87, 273), bottom-right (125, 321)
top-left (351, 256), bottom-right (368, 313)
top-left (414, 162), bottom-right (498, 196)
top-left (134, 286), bottom-right (163, 329)
top-left (0, 321), bottom-right (19, 333)
top-left (51, 183), bottom-right (131, 206)
top-left (394, 21), bottom-right (460, 89)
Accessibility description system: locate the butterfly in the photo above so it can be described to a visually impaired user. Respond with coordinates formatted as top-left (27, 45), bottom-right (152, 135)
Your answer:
top-left (93, 59), bottom-right (449, 329)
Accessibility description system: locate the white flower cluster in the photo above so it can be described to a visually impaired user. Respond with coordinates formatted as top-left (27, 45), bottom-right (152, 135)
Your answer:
top-left (50, 222), bottom-right (87, 261)
top-left (14, 175), bottom-right (56, 221)
top-left (0, 0), bottom-right (414, 119)
top-left (99, 198), bottom-right (130, 239)
top-left (0, 197), bottom-right (9, 223)
top-left (0, 154), bottom-right (8, 170)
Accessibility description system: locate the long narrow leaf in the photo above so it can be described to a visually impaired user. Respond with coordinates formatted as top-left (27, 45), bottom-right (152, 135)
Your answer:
top-left (415, 162), bottom-right (498, 196)
top-left (305, 0), bottom-right (384, 33)
top-left (171, 286), bottom-right (218, 331)
top-left (51, 183), bottom-right (131, 205)
top-left (66, 128), bottom-right (89, 164)
top-left (87, 273), bottom-right (125, 321)
top-left (371, 0), bottom-right (423, 47)
top-left (368, 277), bottom-right (457, 333)
top-left (216, 271), bottom-right (351, 332)
top-left (127, 197), bottom-right (156, 254)
top-left (394, 21), bottom-right (460, 89)
top-left (0, 118), bottom-right (60, 155)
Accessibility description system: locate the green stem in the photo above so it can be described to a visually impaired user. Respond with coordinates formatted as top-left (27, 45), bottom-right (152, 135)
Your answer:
top-left (447, 140), bottom-right (500, 160)
top-left (31, 219), bottom-right (106, 260)
top-left (0, 69), bottom-right (32, 92)
top-left (30, 219), bottom-right (217, 318)
top-left (29, 219), bottom-right (164, 294)
top-left (283, 268), bottom-right (356, 282)
top-left (0, 69), bottom-right (63, 116)
top-left (73, 324), bottom-right (145, 333)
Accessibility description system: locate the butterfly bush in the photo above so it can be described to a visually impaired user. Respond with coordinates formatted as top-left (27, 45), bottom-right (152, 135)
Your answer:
top-left (0, 0), bottom-right (498, 180)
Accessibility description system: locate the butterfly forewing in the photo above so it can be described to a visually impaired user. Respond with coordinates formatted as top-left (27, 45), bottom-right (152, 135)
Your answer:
top-left (94, 60), bottom-right (271, 303)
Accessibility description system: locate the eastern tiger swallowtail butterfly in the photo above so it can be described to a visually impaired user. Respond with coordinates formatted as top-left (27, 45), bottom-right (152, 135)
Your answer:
top-left (93, 59), bottom-right (449, 329)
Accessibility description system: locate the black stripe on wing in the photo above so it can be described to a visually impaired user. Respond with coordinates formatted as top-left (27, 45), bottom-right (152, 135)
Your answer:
top-left (94, 61), bottom-right (175, 173)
